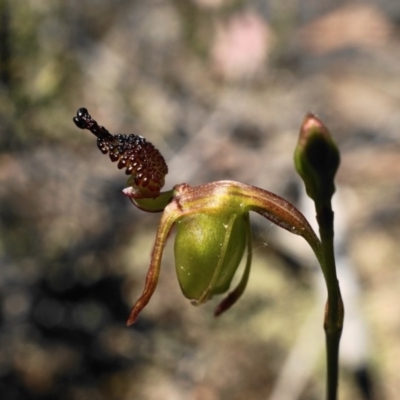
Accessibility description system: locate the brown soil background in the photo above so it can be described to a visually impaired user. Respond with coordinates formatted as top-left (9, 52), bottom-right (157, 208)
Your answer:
top-left (1, 1), bottom-right (399, 399)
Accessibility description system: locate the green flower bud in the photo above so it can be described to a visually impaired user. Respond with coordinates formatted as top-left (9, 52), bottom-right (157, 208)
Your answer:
top-left (294, 113), bottom-right (340, 205)
top-left (174, 211), bottom-right (247, 304)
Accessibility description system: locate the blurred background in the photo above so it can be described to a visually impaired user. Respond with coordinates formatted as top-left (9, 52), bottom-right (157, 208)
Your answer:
top-left (1, 0), bottom-right (400, 399)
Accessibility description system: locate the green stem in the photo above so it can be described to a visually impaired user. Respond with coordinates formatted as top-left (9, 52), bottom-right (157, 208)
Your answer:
top-left (316, 204), bottom-right (344, 400)
top-left (325, 326), bottom-right (341, 400)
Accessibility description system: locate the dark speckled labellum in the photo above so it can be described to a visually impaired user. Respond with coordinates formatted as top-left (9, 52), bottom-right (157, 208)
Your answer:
top-left (73, 108), bottom-right (168, 198)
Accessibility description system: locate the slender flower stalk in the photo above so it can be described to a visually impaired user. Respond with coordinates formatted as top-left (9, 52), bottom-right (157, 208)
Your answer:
top-left (295, 113), bottom-right (343, 400)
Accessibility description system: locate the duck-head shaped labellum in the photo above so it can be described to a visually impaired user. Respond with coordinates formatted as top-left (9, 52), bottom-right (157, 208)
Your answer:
top-left (73, 108), bottom-right (168, 198)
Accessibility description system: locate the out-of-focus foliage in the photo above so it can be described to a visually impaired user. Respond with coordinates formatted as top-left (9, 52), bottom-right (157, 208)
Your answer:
top-left (1, 0), bottom-right (400, 399)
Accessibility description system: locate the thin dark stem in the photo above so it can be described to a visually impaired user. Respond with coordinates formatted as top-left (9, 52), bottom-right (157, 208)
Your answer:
top-left (325, 327), bottom-right (341, 400)
top-left (317, 204), bottom-right (344, 400)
